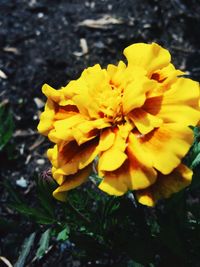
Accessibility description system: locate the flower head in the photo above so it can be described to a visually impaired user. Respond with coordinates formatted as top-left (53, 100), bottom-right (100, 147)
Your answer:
top-left (38, 43), bottom-right (200, 206)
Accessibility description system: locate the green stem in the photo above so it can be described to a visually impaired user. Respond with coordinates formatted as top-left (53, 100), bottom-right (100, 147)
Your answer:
top-left (67, 200), bottom-right (91, 224)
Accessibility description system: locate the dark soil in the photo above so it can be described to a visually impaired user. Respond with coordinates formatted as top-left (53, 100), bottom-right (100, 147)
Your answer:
top-left (0, 0), bottom-right (200, 266)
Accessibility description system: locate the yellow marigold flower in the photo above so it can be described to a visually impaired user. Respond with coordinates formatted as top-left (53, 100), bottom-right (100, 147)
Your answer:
top-left (38, 43), bottom-right (200, 206)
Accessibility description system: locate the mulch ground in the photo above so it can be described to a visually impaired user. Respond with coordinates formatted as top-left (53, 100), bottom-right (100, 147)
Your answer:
top-left (0, 0), bottom-right (200, 266)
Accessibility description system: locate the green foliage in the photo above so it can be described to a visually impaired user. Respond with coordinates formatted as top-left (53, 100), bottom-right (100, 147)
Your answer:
top-left (0, 105), bottom-right (14, 151)
top-left (14, 232), bottom-right (36, 267)
top-left (36, 229), bottom-right (51, 259)
top-left (3, 179), bottom-right (56, 224)
top-left (56, 225), bottom-right (70, 241)
top-left (2, 127), bottom-right (200, 266)
top-left (185, 127), bottom-right (200, 168)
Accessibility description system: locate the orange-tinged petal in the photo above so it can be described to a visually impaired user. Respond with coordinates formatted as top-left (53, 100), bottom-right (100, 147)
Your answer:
top-left (98, 129), bottom-right (115, 151)
top-left (153, 63), bottom-right (184, 84)
top-left (129, 108), bottom-right (163, 134)
top-left (144, 78), bottom-right (200, 125)
top-left (72, 119), bottom-right (110, 145)
top-left (53, 165), bottom-right (92, 202)
top-left (127, 133), bottom-right (157, 189)
top-left (98, 158), bottom-right (156, 196)
top-left (136, 164), bottom-right (193, 206)
top-left (98, 132), bottom-right (157, 196)
top-left (124, 43), bottom-right (171, 75)
top-left (98, 123), bottom-right (132, 173)
top-left (99, 159), bottom-right (156, 196)
top-left (54, 105), bottom-right (79, 120)
top-left (99, 148), bottom-right (127, 172)
top-left (136, 124), bottom-right (194, 174)
top-left (48, 114), bottom-right (85, 143)
top-left (48, 138), bottom-right (99, 185)
top-left (98, 165), bottom-right (129, 196)
top-left (122, 77), bottom-right (156, 114)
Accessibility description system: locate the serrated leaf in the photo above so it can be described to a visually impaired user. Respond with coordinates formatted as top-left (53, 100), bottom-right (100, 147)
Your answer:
top-left (191, 153), bottom-right (200, 168)
top-left (2, 180), bottom-right (23, 204)
top-left (9, 203), bottom-right (56, 224)
top-left (57, 226), bottom-right (70, 241)
top-left (14, 232), bottom-right (36, 267)
top-left (36, 229), bottom-right (51, 259)
top-left (0, 107), bottom-right (14, 151)
top-left (37, 175), bottom-right (57, 217)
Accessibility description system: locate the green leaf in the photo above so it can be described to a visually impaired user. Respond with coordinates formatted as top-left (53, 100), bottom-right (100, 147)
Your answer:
top-left (14, 232), bottom-right (36, 267)
top-left (2, 180), bottom-right (23, 204)
top-left (57, 226), bottom-right (70, 241)
top-left (9, 203), bottom-right (56, 224)
top-left (127, 260), bottom-right (145, 267)
top-left (191, 153), bottom-right (200, 169)
top-left (37, 175), bottom-right (57, 217)
top-left (0, 106), bottom-right (14, 151)
top-left (36, 229), bottom-right (51, 259)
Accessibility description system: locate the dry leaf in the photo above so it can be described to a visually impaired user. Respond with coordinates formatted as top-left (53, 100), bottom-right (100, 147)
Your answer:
top-left (78, 15), bottom-right (123, 29)
top-left (0, 70), bottom-right (8, 79)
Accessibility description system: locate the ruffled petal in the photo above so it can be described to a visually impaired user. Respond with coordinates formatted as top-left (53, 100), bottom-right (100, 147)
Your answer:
top-left (144, 78), bottom-right (200, 125)
top-left (42, 83), bottom-right (75, 106)
top-left (122, 77), bottom-right (156, 114)
top-left (148, 63), bottom-right (184, 97)
top-left (98, 163), bottom-right (130, 196)
top-left (48, 114), bottom-right (85, 143)
top-left (53, 165), bottom-right (92, 202)
top-left (127, 133), bottom-right (157, 189)
top-left (98, 157), bottom-right (156, 196)
top-left (97, 128), bottom-right (115, 151)
top-left (123, 43), bottom-right (171, 75)
top-left (129, 108), bottom-right (163, 134)
top-left (136, 164), bottom-right (193, 206)
top-left (135, 123), bottom-right (194, 174)
top-left (99, 132), bottom-right (157, 196)
top-left (98, 123), bottom-right (132, 173)
top-left (48, 138), bottom-right (99, 184)
top-left (37, 99), bottom-right (55, 135)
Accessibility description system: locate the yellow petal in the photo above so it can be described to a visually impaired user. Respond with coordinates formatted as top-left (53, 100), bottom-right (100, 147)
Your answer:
top-left (151, 63), bottom-right (184, 88)
top-left (37, 99), bottom-right (55, 135)
top-left (136, 124), bottom-right (194, 174)
top-left (136, 191), bottom-right (155, 207)
top-left (98, 124), bottom-right (132, 173)
top-left (54, 105), bottom-right (79, 120)
top-left (129, 108), bottom-right (163, 134)
top-left (123, 43), bottom-right (171, 75)
top-left (99, 148), bottom-right (127, 172)
top-left (144, 78), bottom-right (200, 126)
top-left (48, 138), bottom-right (99, 185)
top-left (53, 165), bottom-right (92, 202)
top-left (122, 77), bottom-right (156, 114)
top-left (98, 152), bottom-right (156, 196)
top-left (107, 61), bottom-right (126, 86)
top-left (97, 129), bottom-right (115, 151)
top-left (98, 165), bottom-right (129, 196)
top-left (127, 133), bottom-right (157, 189)
top-left (136, 164), bottom-right (193, 206)
top-left (48, 114), bottom-right (84, 143)
top-left (42, 84), bottom-right (61, 102)
top-left (42, 83), bottom-right (72, 106)
top-left (72, 119), bottom-right (110, 145)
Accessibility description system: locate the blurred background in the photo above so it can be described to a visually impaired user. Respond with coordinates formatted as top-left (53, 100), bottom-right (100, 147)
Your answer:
top-left (0, 0), bottom-right (200, 266)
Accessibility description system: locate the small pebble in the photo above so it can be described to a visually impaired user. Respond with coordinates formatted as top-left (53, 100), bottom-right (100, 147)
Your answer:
top-left (16, 177), bottom-right (28, 188)
top-left (38, 13), bottom-right (44, 18)
top-left (37, 159), bottom-right (45, 165)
